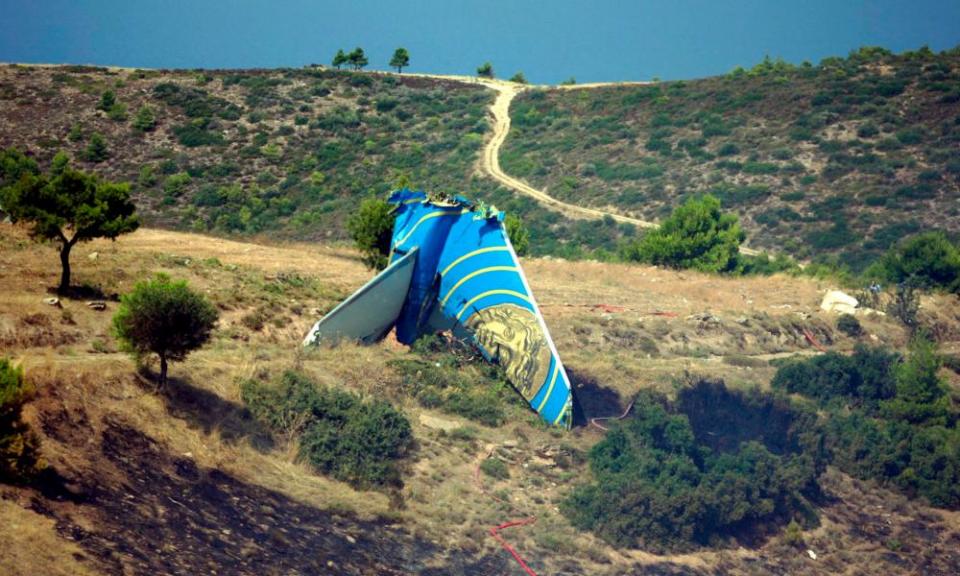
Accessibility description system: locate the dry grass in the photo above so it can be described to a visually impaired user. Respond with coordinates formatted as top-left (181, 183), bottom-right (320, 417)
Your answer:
top-left (2, 223), bottom-right (959, 575)
top-left (0, 499), bottom-right (99, 576)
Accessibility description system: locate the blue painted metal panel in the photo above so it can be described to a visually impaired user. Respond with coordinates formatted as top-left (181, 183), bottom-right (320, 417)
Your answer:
top-left (305, 189), bottom-right (574, 428)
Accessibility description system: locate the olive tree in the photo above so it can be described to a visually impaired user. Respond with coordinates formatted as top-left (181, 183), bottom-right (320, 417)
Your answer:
top-left (1, 155), bottom-right (138, 293)
top-left (113, 275), bottom-right (218, 386)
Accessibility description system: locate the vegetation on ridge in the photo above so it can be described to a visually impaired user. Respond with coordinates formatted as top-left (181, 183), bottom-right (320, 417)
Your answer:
top-left (502, 46), bottom-right (960, 270)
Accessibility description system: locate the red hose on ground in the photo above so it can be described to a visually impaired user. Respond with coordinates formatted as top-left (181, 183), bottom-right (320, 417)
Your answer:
top-left (802, 327), bottom-right (827, 352)
top-left (476, 393), bottom-right (640, 572)
top-left (590, 397), bottom-right (637, 431)
top-left (489, 518), bottom-right (539, 576)
top-left (474, 448), bottom-right (539, 576)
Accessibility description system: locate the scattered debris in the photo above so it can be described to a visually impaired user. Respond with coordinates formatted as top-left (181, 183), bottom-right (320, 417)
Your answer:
top-left (821, 290), bottom-right (858, 314)
top-left (687, 311), bottom-right (721, 330)
top-left (42, 297), bottom-right (61, 308)
top-left (807, 549), bottom-right (818, 560)
top-left (88, 251), bottom-right (99, 261)
top-left (87, 301), bottom-right (107, 311)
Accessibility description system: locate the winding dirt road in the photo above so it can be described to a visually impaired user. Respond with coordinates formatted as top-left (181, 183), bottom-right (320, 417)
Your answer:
top-left (399, 71), bottom-right (760, 255)
top-left (479, 80), bottom-right (657, 228)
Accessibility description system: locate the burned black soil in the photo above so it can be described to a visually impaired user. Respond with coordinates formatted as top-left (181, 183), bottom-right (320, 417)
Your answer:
top-left (676, 378), bottom-right (813, 456)
top-left (18, 416), bottom-right (507, 575)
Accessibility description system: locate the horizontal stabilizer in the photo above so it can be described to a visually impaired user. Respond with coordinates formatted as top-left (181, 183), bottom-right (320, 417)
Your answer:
top-left (303, 248), bottom-right (417, 346)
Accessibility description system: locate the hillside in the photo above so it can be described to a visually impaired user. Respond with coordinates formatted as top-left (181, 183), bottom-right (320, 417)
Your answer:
top-left (3, 46), bottom-right (958, 267)
top-left (0, 64), bottom-right (495, 237)
top-left (501, 47), bottom-right (960, 266)
top-left (3, 224), bottom-right (960, 574)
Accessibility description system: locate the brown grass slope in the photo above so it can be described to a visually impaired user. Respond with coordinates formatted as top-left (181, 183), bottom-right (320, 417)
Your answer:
top-left (2, 223), bottom-right (960, 574)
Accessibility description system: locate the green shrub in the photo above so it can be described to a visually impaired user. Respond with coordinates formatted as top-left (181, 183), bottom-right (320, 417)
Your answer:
top-left (563, 387), bottom-right (817, 551)
top-left (783, 519), bottom-right (804, 547)
top-left (241, 371), bottom-right (412, 487)
top-left (83, 132), bottom-right (109, 162)
top-left (871, 232), bottom-right (960, 292)
top-left (716, 142), bottom-right (739, 156)
top-left (389, 335), bottom-right (523, 427)
top-left (880, 336), bottom-right (950, 425)
top-left (132, 105), bottom-right (157, 132)
top-left (96, 89), bottom-right (116, 111)
top-left (163, 172), bottom-right (192, 198)
top-left (173, 119), bottom-right (224, 147)
top-left (504, 213), bottom-right (530, 256)
top-left (477, 62), bottom-right (494, 78)
top-left (773, 340), bottom-right (960, 507)
top-left (895, 127), bottom-right (924, 145)
top-left (772, 345), bottom-right (898, 411)
top-left (112, 274), bottom-right (218, 385)
top-left (509, 71), bottom-right (528, 84)
top-left (0, 359), bottom-right (43, 483)
top-left (837, 314), bottom-right (863, 337)
top-left (857, 122), bottom-right (879, 138)
top-left (480, 457), bottom-right (510, 480)
top-left (346, 197), bottom-right (395, 270)
top-left (621, 194), bottom-right (744, 273)
top-left (107, 102), bottom-right (128, 121)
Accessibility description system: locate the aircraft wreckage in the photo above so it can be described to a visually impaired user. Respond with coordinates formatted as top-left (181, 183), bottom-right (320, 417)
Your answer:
top-left (304, 189), bottom-right (575, 428)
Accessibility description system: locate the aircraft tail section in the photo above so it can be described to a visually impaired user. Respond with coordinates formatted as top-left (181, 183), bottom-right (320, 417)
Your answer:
top-left (302, 247), bottom-right (418, 346)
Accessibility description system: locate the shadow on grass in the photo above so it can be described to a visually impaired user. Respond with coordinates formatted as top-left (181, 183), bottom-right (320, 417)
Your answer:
top-left (565, 365), bottom-right (624, 428)
top-left (134, 368), bottom-right (274, 452)
top-left (48, 283), bottom-right (119, 301)
top-left (31, 417), bottom-right (509, 576)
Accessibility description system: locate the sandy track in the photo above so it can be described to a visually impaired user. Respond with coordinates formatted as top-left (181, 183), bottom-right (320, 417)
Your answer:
top-left (399, 72), bottom-right (761, 254)
top-left (480, 81), bottom-right (658, 228)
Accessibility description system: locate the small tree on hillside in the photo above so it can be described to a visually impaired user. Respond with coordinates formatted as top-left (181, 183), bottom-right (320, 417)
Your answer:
top-left (623, 194), bottom-right (744, 273)
top-left (0, 358), bottom-right (43, 483)
top-left (332, 48), bottom-right (348, 70)
top-left (390, 47), bottom-right (410, 73)
top-left (97, 90), bottom-right (116, 112)
top-left (348, 47), bottom-right (369, 71)
top-left (509, 71), bottom-right (528, 84)
top-left (881, 335), bottom-right (950, 425)
top-left (477, 62), bottom-right (494, 79)
top-left (113, 275), bottom-right (218, 386)
top-left (83, 132), bottom-right (110, 162)
top-left (504, 213), bottom-right (530, 256)
top-left (132, 105), bottom-right (157, 132)
top-left (0, 160), bottom-right (139, 293)
top-left (347, 197), bottom-right (395, 270)
top-left (871, 231), bottom-right (960, 293)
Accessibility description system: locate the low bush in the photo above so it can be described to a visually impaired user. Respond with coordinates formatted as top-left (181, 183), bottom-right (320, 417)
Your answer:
top-left (242, 371), bottom-right (413, 487)
top-left (870, 232), bottom-right (960, 293)
top-left (480, 457), bottom-right (510, 480)
top-left (837, 314), bottom-right (863, 337)
top-left (564, 386), bottom-right (818, 551)
top-left (390, 335), bottom-right (518, 428)
top-left (772, 339), bottom-right (960, 507)
top-left (0, 358), bottom-right (43, 483)
top-left (772, 345), bottom-right (898, 412)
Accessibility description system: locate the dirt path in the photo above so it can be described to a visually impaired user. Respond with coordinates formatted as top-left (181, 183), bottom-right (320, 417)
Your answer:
top-left (401, 71), bottom-right (760, 254)
top-left (480, 81), bottom-right (658, 228)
